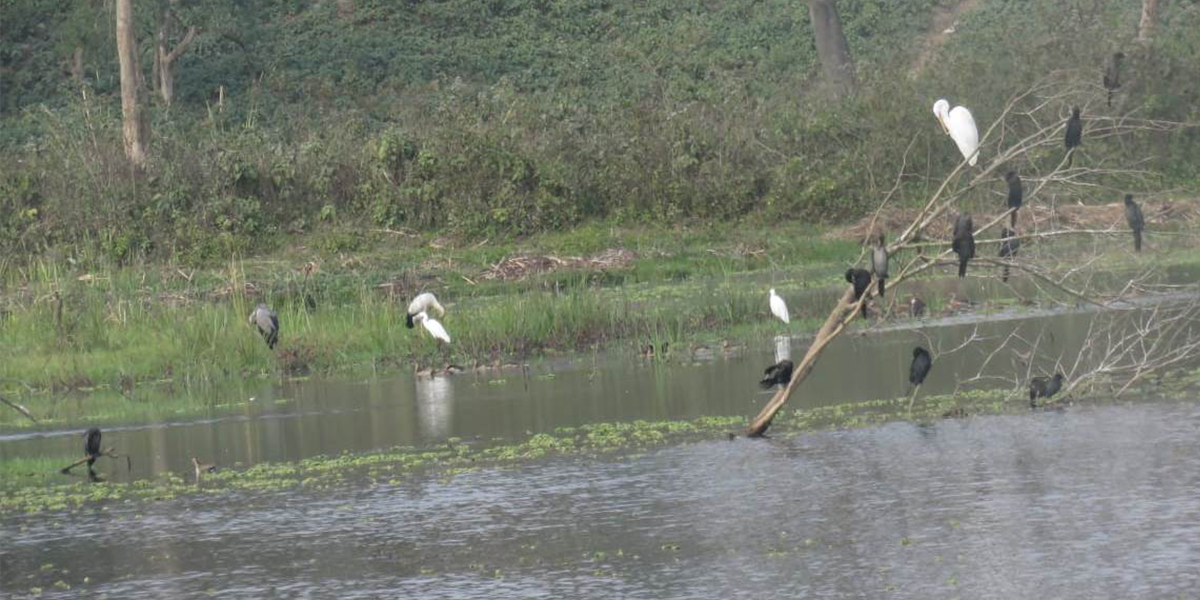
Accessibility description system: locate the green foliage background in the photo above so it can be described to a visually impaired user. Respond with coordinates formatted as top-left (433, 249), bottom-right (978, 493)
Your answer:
top-left (1, 0), bottom-right (1198, 263)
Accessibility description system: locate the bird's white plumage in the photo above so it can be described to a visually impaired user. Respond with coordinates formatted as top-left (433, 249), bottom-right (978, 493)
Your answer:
top-left (769, 288), bottom-right (790, 324)
top-left (407, 292), bottom-right (445, 317)
top-left (414, 311), bottom-right (451, 343)
top-left (933, 99), bottom-right (979, 166)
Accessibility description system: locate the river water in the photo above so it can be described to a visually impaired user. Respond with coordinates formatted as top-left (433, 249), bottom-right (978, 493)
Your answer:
top-left (4, 304), bottom-right (1200, 597)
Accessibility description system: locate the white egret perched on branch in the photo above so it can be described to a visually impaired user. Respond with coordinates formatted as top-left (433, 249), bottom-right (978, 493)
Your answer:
top-left (406, 292), bottom-right (445, 329)
top-left (413, 311), bottom-right (451, 344)
top-left (932, 98), bottom-right (979, 166)
top-left (768, 289), bottom-right (789, 324)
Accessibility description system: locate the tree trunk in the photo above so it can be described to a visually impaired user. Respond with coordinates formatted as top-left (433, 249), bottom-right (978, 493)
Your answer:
top-left (115, 0), bottom-right (148, 166)
top-left (807, 0), bottom-right (856, 96)
top-left (154, 5), bottom-right (199, 107)
top-left (1137, 0), bottom-right (1157, 43)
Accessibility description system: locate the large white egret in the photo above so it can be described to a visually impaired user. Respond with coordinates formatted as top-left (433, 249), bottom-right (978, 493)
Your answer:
top-left (768, 288), bottom-right (789, 324)
top-left (249, 303), bottom-right (279, 349)
top-left (406, 292), bottom-right (445, 329)
top-left (932, 98), bottom-right (979, 166)
top-left (413, 311), bottom-right (451, 344)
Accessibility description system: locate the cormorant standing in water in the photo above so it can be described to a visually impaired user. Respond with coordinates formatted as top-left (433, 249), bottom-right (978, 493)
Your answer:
top-left (870, 232), bottom-right (889, 297)
top-left (1029, 373), bottom-right (1065, 408)
top-left (1103, 52), bottom-right (1124, 107)
top-left (84, 427), bottom-right (102, 469)
top-left (1064, 107), bottom-right (1083, 166)
top-left (952, 214), bottom-right (975, 278)
top-left (1124, 194), bottom-right (1145, 252)
top-left (998, 227), bottom-right (1021, 283)
top-left (760, 360), bottom-right (794, 389)
top-left (1005, 171), bottom-right (1023, 227)
top-left (845, 268), bottom-right (872, 319)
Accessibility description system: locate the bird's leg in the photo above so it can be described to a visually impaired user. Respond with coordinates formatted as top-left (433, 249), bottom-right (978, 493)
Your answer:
top-left (906, 385), bottom-right (920, 414)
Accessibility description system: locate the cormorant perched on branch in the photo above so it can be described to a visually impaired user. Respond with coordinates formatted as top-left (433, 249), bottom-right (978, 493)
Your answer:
top-left (870, 232), bottom-right (889, 297)
top-left (909, 347), bottom-right (932, 390)
top-left (1124, 194), bottom-right (1145, 252)
top-left (952, 214), bottom-right (975, 278)
top-left (85, 427), bottom-right (102, 469)
top-left (1005, 171), bottom-right (1023, 227)
top-left (1029, 373), bottom-right (1065, 408)
top-left (845, 268), bottom-right (872, 319)
top-left (998, 227), bottom-right (1021, 283)
top-left (1103, 52), bottom-right (1124, 107)
top-left (1064, 107), bottom-right (1083, 166)
top-left (760, 360), bottom-right (794, 389)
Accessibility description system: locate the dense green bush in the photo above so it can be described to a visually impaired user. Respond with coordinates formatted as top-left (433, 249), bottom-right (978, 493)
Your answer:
top-left (1, 0), bottom-right (1197, 263)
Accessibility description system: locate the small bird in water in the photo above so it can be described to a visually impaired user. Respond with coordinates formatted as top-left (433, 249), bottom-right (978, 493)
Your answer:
top-left (406, 292), bottom-right (446, 329)
top-left (192, 457), bottom-right (217, 483)
top-left (870, 231), bottom-right (889, 297)
top-left (412, 311), bottom-right (451, 344)
top-left (998, 227), bottom-right (1021, 283)
top-left (1005, 171), bottom-right (1023, 228)
top-left (249, 303), bottom-right (279, 349)
top-left (760, 360), bottom-right (794, 389)
top-left (909, 296), bottom-right (927, 318)
top-left (844, 268), bottom-right (872, 320)
top-left (769, 288), bottom-right (790, 324)
top-left (84, 427), bottom-right (102, 469)
top-left (1103, 52), bottom-right (1124, 107)
top-left (1029, 373), bottom-right (1065, 408)
top-left (952, 214), bottom-right (975, 278)
top-left (1124, 194), bottom-right (1145, 252)
top-left (1064, 107), bottom-right (1083, 166)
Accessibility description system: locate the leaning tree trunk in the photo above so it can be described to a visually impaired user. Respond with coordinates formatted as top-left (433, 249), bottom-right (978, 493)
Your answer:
top-left (115, 0), bottom-right (147, 166)
top-left (154, 4), bottom-right (199, 107)
top-left (807, 0), bottom-right (856, 96)
top-left (1137, 0), bottom-right (1157, 43)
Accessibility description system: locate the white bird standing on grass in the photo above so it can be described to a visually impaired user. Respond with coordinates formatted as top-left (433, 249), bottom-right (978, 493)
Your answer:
top-left (769, 288), bottom-right (790, 324)
top-left (413, 311), bottom-right (451, 344)
top-left (932, 98), bottom-right (979, 166)
top-left (406, 292), bottom-right (445, 329)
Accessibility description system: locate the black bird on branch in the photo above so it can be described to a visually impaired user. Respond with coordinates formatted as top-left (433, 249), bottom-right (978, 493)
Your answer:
top-left (1005, 171), bottom-right (1023, 227)
top-left (870, 231), bottom-right (889, 297)
top-left (845, 268), bottom-right (872, 319)
top-left (907, 346), bottom-right (933, 412)
top-left (760, 360), bottom-right (794, 389)
top-left (1029, 373), bottom-right (1065, 408)
top-left (1103, 52), bottom-right (1124, 107)
top-left (84, 427), bottom-right (102, 469)
top-left (998, 227), bottom-right (1021, 283)
top-left (1124, 194), bottom-right (1145, 252)
top-left (1064, 107), bottom-right (1083, 166)
top-left (952, 214), bottom-right (975, 278)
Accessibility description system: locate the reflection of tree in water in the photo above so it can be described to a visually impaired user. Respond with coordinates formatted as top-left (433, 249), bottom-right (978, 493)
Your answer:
top-left (415, 376), bottom-right (454, 440)
top-left (774, 335), bottom-right (792, 364)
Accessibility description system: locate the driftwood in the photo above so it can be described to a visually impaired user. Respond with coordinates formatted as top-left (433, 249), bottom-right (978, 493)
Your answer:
top-left (60, 447), bottom-right (132, 475)
top-left (0, 396), bottom-right (38, 423)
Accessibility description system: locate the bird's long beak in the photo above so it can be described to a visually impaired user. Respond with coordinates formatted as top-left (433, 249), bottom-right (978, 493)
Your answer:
top-left (936, 114), bottom-right (949, 134)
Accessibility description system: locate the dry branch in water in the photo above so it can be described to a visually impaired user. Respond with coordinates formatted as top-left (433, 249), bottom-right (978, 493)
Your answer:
top-left (748, 76), bottom-right (1197, 437)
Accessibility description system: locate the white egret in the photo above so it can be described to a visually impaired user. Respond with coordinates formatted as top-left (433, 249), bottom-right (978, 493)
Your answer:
top-left (249, 303), bottom-right (279, 349)
top-left (406, 292), bottom-right (445, 329)
top-left (932, 98), bottom-right (979, 166)
top-left (768, 288), bottom-right (789, 324)
top-left (413, 311), bottom-right (451, 344)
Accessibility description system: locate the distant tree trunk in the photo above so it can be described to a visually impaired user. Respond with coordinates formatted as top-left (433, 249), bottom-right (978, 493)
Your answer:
top-left (807, 0), bottom-right (856, 96)
top-left (116, 0), bottom-right (148, 166)
top-left (1137, 0), bottom-right (1157, 43)
top-left (154, 4), bottom-right (199, 106)
top-left (70, 46), bottom-right (84, 82)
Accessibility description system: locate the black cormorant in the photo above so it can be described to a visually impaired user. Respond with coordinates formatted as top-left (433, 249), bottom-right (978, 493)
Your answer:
top-left (909, 347), bottom-right (932, 390)
top-left (1124, 194), bottom-right (1145, 252)
top-left (760, 360), bottom-right (795, 389)
top-left (998, 227), bottom-right (1021, 283)
top-left (1005, 171), bottom-right (1023, 227)
top-left (952, 214), bottom-right (975, 278)
top-left (845, 268), bottom-right (872, 319)
top-left (1029, 373), bottom-right (1065, 408)
top-left (1103, 52), bottom-right (1124, 107)
top-left (1064, 107), bottom-right (1083, 166)
top-left (84, 427), bottom-right (102, 468)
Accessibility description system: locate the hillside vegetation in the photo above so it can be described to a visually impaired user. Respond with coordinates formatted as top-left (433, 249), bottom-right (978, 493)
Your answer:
top-left (1, 0), bottom-right (1198, 264)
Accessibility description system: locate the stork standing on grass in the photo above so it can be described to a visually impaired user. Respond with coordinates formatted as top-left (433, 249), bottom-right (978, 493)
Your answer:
top-left (249, 303), bottom-right (279, 349)
top-left (406, 293), bottom-right (446, 329)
